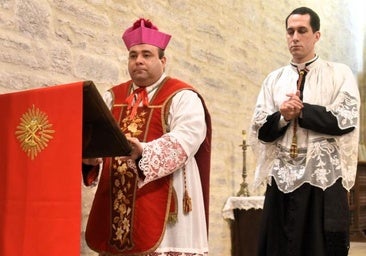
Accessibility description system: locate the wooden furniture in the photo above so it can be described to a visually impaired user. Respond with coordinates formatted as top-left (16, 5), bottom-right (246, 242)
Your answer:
top-left (223, 196), bottom-right (264, 256)
top-left (349, 161), bottom-right (366, 241)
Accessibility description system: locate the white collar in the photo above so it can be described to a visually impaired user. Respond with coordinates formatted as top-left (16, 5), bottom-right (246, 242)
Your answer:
top-left (290, 55), bottom-right (319, 71)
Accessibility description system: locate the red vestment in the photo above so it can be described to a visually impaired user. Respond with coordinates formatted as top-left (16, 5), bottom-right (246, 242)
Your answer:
top-left (85, 77), bottom-right (211, 255)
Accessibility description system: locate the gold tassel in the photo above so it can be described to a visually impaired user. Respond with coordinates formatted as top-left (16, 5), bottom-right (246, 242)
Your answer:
top-left (183, 189), bottom-right (192, 214)
top-left (168, 213), bottom-right (178, 224)
top-left (168, 187), bottom-right (178, 224)
top-left (182, 166), bottom-right (192, 214)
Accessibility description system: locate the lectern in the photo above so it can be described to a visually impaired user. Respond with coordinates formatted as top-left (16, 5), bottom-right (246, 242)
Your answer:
top-left (0, 81), bottom-right (130, 256)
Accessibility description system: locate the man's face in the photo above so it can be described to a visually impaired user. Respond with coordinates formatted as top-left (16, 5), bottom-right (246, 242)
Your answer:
top-left (128, 44), bottom-right (166, 87)
top-left (286, 14), bottom-right (320, 63)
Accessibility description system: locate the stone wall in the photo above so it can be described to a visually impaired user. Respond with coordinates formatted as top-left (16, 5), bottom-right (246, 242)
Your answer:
top-left (1, 0), bottom-right (364, 255)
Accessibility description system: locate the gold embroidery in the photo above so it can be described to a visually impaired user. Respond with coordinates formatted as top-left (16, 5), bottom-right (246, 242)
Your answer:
top-left (120, 109), bottom-right (147, 136)
top-left (15, 105), bottom-right (55, 160)
top-left (110, 158), bottom-right (135, 249)
top-left (110, 106), bottom-right (148, 250)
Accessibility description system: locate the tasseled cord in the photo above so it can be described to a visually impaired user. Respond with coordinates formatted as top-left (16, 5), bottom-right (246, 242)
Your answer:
top-left (183, 167), bottom-right (192, 214)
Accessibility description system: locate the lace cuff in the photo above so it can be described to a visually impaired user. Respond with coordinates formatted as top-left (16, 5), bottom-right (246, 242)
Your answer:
top-left (138, 134), bottom-right (188, 186)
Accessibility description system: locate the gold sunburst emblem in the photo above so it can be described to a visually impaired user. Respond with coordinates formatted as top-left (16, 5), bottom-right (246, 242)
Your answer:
top-left (15, 105), bottom-right (55, 160)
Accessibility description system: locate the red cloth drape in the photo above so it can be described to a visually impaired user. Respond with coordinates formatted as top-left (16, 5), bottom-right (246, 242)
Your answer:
top-left (0, 82), bottom-right (83, 256)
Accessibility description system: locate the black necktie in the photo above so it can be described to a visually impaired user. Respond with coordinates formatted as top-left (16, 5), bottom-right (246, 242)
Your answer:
top-left (290, 68), bottom-right (307, 159)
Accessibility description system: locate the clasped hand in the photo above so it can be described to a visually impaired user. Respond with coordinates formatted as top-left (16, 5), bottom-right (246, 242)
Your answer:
top-left (280, 90), bottom-right (303, 121)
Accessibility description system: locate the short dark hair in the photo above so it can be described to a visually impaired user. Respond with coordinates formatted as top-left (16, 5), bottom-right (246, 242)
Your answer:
top-left (285, 7), bottom-right (320, 32)
top-left (158, 48), bottom-right (165, 59)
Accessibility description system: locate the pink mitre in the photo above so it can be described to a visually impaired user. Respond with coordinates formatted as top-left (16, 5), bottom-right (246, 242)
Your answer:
top-left (122, 18), bottom-right (171, 50)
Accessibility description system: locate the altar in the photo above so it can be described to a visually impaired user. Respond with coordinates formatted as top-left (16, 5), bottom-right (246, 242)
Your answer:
top-left (223, 196), bottom-right (264, 256)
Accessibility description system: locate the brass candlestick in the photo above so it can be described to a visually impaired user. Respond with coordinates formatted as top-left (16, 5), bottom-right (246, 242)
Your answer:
top-left (237, 130), bottom-right (250, 197)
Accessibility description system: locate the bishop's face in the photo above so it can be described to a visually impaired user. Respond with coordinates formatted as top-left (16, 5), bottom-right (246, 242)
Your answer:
top-left (128, 44), bottom-right (166, 87)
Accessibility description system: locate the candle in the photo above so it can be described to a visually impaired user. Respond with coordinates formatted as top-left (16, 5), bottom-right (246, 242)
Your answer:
top-left (242, 130), bottom-right (246, 141)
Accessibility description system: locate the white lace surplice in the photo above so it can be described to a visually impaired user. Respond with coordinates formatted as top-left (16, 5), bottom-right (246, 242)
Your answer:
top-left (143, 90), bottom-right (208, 255)
top-left (248, 58), bottom-right (360, 193)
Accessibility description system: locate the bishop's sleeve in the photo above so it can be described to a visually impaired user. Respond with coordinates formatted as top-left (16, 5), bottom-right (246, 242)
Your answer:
top-left (137, 90), bottom-right (206, 186)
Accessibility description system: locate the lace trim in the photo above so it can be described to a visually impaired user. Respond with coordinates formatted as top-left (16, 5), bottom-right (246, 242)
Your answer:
top-left (269, 137), bottom-right (342, 192)
top-left (138, 134), bottom-right (188, 185)
top-left (222, 196), bottom-right (265, 220)
top-left (145, 252), bottom-right (208, 256)
top-left (249, 90), bottom-right (359, 193)
top-left (327, 91), bottom-right (358, 129)
top-left (100, 252), bottom-right (208, 256)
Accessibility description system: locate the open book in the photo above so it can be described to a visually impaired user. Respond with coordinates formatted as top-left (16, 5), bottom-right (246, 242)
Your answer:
top-left (83, 81), bottom-right (131, 158)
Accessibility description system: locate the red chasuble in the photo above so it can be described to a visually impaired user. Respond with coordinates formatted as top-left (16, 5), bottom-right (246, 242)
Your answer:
top-left (86, 77), bottom-right (211, 255)
top-left (0, 82), bottom-right (83, 256)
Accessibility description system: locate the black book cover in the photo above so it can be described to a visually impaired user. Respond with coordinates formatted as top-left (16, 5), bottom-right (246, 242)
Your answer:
top-left (82, 81), bottom-right (131, 158)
